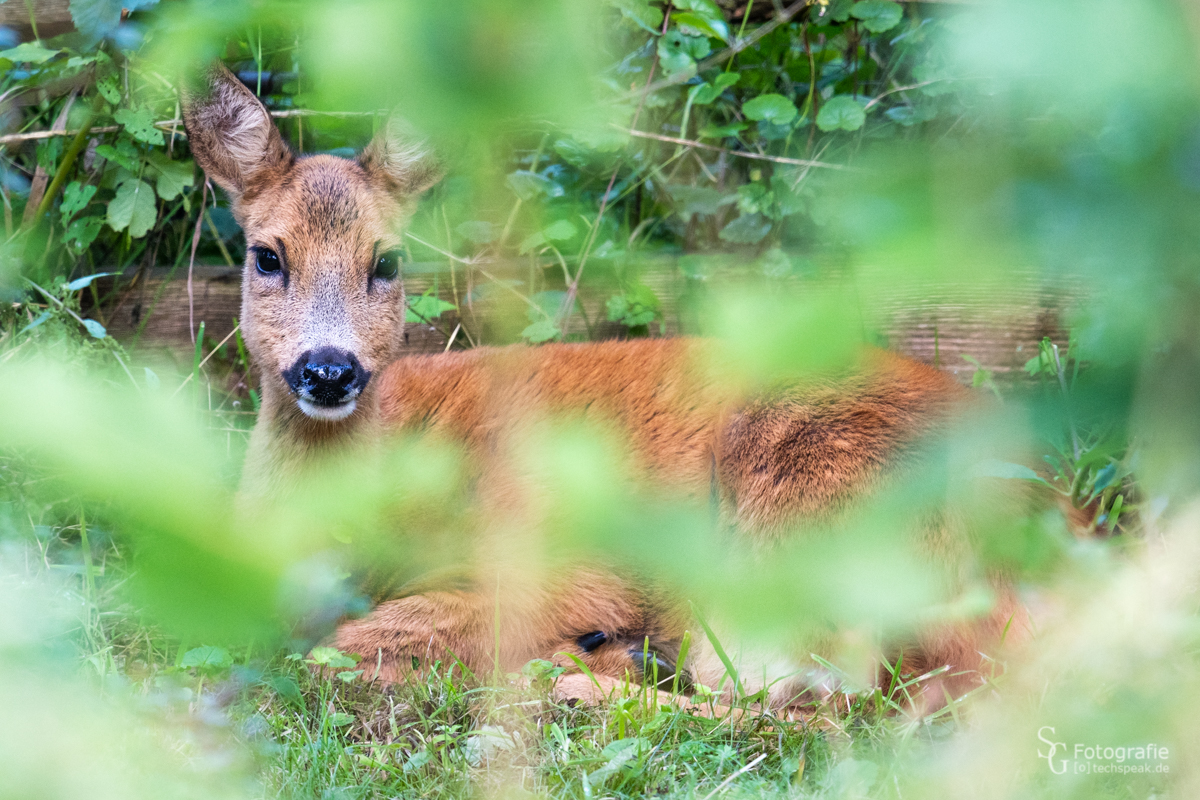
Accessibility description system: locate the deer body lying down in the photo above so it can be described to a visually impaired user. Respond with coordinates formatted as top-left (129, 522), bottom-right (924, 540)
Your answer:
top-left (184, 67), bottom-right (1025, 710)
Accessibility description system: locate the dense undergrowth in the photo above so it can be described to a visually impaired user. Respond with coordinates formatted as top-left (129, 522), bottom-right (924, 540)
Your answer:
top-left (3, 1), bottom-right (1200, 799)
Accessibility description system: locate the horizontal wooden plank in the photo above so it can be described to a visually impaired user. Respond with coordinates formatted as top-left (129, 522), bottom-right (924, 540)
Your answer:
top-left (93, 259), bottom-right (1077, 384)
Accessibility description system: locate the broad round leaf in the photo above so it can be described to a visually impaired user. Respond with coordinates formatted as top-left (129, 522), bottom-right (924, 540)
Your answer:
top-left (816, 96), bottom-right (867, 132)
top-left (850, 0), bottom-right (903, 34)
top-left (742, 94), bottom-right (798, 125)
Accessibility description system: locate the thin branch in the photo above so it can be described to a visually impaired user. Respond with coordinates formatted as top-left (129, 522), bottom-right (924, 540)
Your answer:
top-left (0, 109), bottom-right (379, 146)
top-left (623, 126), bottom-right (852, 170)
top-left (862, 79), bottom-right (950, 110)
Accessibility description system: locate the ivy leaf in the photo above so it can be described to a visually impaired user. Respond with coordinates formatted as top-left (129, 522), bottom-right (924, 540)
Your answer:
top-left (718, 213), bottom-right (772, 244)
top-left (688, 73), bottom-right (739, 105)
top-left (816, 96), bottom-right (867, 131)
top-left (0, 43), bottom-right (60, 64)
top-left (674, 12), bottom-right (729, 42)
top-left (406, 292), bottom-right (457, 324)
top-left (95, 139), bottom-right (140, 172)
top-left (60, 182), bottom-right (97, 223)
top-left (657, 30), bottom-right (710, 76)
top-left (743, 94), bottom-right (798, 125)
top-left (850, 0), bottom-right (903, 34)
top-left (608, 0), bottom-right (663, 34)
top-left (107, 179), bottom-right (157, 238)
top-left (146, 152), bottom-right (194, 200)
top-left (114, 106), bottom-right (165, 146)
top-left (70, 0), bottom-right (160, 42)
top-left (96, 75), bottom-right (121, 104)
top-left (63, 216), bottom-right (104, 252)
top-left (824, 0), bottom-right (855, 23)
top-left (179, 645), bottom-right (232, 673)
top-left (521, 319), bottom-right (562, 343)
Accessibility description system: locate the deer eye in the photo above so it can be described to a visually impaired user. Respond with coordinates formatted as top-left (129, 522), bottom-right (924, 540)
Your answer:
top-left (374, 250), bottom-right (401, 281)
top-left (254, 247), bottom-right (282, 275)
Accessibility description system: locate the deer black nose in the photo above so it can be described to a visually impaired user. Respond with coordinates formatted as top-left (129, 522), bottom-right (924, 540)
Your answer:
top-left (283, 347), bottom-right (371, 407)
top-left (303, 361), bottom-right (354, 388)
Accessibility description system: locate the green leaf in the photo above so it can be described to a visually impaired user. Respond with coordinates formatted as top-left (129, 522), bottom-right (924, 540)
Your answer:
top-left (65, 272), bottom-right (113, 292)
top-left (60, 182), bottom-right (97, 223)
top-left (674, 0), bottom-right (724, 17)
top-left (657, 30), bottom-right (710, 76)
top-left (742, 94), bottom-right (798, 125)
top-left (0, 43), bottom-right (60, 64)
top-left (850, 0), bottom-right (903, 33)
top-left (326, 712), bottom-right (355, 727)
top-left (147, 153), bottom-right (194, 200)
top-left (507, 170), bottom-right (563, 201)
top-left (114, 106), bottom-right (165, 146)
top-left (824, 0), bottom-right (855, 23)
top-left (63, 216), bottom-right (103, 251)
top-left (608, 0), bottom-right (663, 34)
top-left (336, 670), bottom-right (364, 683)
top-left (673, 12), bottom-right (729, 42)
top-left (70, 0), bottom-right (160, 42)
top-left (82, 319), bottom-right (106, 338)
top-left (180, 645), bottom-right (233, 672)
top-left (309, 647), bottom-right (358, 669)
top-left (96, 75), bottom-right (121, 104)
top-left (542, 219), bottom-right (578, 242)
top-left (816, 96), bottom-right (867, 131)
top-left (718, 213), bottom-right (772, 244)
top-left (19, 311), bottom-right (51, 335)
top-left (688, 73), bottom-right (739, 105)
top-left (406, 292), bottom-right (457, 324)
top-left (107, 180), bottom-right (157, 238)
top-left (95, 139), bottom-right (140, 172)
top-left (698, 121), bottom-right (747, 138)
top-left (522, 319), bottom-right (562, 343)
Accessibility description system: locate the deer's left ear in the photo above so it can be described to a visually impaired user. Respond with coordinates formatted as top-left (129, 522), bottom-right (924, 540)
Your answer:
top-left (358, 116), bottom-right (443, 197)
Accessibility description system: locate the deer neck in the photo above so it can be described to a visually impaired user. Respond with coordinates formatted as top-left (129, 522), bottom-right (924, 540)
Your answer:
top-left (240, 379), bottom-right (384, 498)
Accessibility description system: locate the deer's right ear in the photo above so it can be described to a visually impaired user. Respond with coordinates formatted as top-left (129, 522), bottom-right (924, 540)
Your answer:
top-left (181, 64), bottom-right (292, 200)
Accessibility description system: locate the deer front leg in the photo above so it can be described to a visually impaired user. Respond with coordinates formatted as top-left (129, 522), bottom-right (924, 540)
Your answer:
top-left (331, 569), bottom-right (690, 687)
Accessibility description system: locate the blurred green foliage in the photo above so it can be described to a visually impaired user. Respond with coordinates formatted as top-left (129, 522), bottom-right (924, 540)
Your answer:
top-left (2, 0), bottom-right (1200, 798)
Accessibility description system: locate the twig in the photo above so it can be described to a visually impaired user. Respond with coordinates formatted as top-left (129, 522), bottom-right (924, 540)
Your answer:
top-left (862, 79), bottom-right (950, 110)
top-left (623, 126), bottom-right (850, 170)
top-left (700, 753), bottom-right (768, 800)
top-left (0, 109), bottom-right (379, 145)
top-left (187, 180), bottom-right (209, 345)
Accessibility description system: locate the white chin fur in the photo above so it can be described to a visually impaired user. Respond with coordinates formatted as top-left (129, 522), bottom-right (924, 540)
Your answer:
top-left (296, 397), bottom-right (357, 421)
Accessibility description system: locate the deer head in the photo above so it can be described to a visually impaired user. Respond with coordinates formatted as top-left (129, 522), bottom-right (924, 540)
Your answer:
top-left (182, 66), bottom-right (440, 433)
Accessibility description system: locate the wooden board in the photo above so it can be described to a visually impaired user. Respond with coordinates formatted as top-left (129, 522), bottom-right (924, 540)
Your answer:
top-left (95, 260), bottom-right (1077, 384)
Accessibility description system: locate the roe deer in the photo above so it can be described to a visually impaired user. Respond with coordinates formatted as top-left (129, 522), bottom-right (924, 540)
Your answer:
top-left (183, 66), bottom-right (1029, 713)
